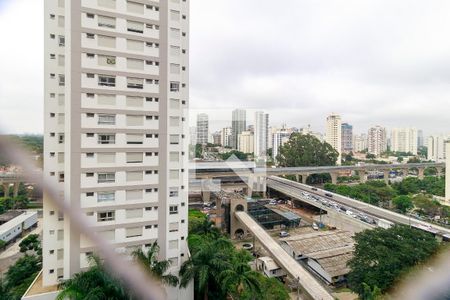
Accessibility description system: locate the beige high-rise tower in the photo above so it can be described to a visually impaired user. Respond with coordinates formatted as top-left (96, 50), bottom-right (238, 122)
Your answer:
top-left (325, 113), bottom-right (342, 165)
top-left (40, 0), bottom-right (191, 298)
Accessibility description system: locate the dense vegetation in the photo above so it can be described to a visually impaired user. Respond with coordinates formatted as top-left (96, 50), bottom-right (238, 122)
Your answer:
top-left (181, 210), bottom-right (289, 300)
top-left (276, 133), bottom-right (338, 167)
top-left (219, 150), bottom-right (252, 161)
top-left (0, 234), bottom-right (42, 300)
top-left (392, 176), bottom-right (445, 197)
top-left (0, 183), bottom-right (31, 214)
top-left (348, 225), bottom-right (439, 299)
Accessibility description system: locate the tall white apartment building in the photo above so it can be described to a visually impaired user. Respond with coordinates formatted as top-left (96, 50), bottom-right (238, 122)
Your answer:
top-left (238, 131), bottom-right (254, 154)
top-left (272, 126), bottom-right (294, 161)
top-left (221, 127), bottom-right (232, 148)
top-left (231, 109), bottom-right (246, 149)
top-left (368, 126), bottom-right (387, 156)
top-left (427, 135), bottom-right (449, 162)
top-left (325, 114), bottom-right (342, 165)
top-left (254, 111), bottom-right (269, 158)
top-left (391, 128), bottom-right (418, 155)
top-left (353, 134), bottom-right (367, 153)
top-left (42, 0), bottom-right (191, 299)
top-left (196, 113), bottom-right (208, 145)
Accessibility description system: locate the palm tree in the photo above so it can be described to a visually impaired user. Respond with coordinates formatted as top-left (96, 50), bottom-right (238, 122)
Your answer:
top-left (57, 255), bottom-right (132, 300)
top-left (132, 242), bottom-right (179, 287)
top-left (219, 250), bottom-right (262, 299)
top-left (191, 218), bottom-right (221, 238)
top-left (179, 235), bottom-right (233, 300)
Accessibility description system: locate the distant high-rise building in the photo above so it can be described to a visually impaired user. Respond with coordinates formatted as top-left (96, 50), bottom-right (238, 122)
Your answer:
top-left (221, 127), bottom-right (232, 148)
top-left (254, 111), bottom-right (269, 158)
top-left (427, 135), bottom-right (449, 162)
top-left (325, 114), bottom-right (342, 164)
top-left (231, 109), bottom-right (246, 149)
top-left (341, 123), bottom-right (353, 153)
top-left (196, 113), bottom-right (209, 145)
top-left (189, 127), bottom-right (197, 146)
top-left (391, 128), bottom-right (418, 155)
top-left (417, 130), bottom-right (424, 148)
top-left (272, 126), bottom-right (294, 160)
top-left (353, 134), bottom-right (368, 153)
top-left (212, 132), bottom-right (221, 145)
top-left (368, 126), bottom-right (387, 156)
top-left (238, 131), bottom-right (254, 154)
top-left (42, 0), bottom-right (191, 298)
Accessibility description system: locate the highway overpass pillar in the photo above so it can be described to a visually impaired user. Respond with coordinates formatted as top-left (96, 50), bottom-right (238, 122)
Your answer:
top-left (2, 183), bottom-right (9, 198)
top-left (295, 174), bottom-right (300, 183)
top-left (359, 170), bottom-right (367, 183)
top-left (383, 170), bottom-right (390, 185)
top-left (330, 172), bottom-right (338, 184)
top-left (436, 167), bottom-right (443, 178)
top-left (201, 190), bottom-right (211, 203)
top-left (301, 174), bottom-right (308, 184)
top-left (13, 183), bottom-right (19, 197)
top-left (418, 167), bottom-right (425, 180)
top-left (446, 141), bottom-right (450, 202)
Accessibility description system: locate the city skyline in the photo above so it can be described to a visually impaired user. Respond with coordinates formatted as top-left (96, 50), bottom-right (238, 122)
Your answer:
top-left (2, 0), bottom-right (450, 135)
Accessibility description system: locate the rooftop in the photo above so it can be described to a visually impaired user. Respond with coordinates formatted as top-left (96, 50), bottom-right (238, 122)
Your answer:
top-left (0, 211), bottom-right (37, 234)
top-left (0, 210), bottom-right (23, 224)
top-left (257, 256), bottom-right (281, 271)
top-left (270, 207), bottom-right (301, 221)
top-left (22, 271), bottom-right (59, 298)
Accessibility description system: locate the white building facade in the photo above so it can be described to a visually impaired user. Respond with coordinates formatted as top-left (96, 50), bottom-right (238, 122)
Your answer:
top-left (238, 131), bottom-right (254, 154)
top-left (427, 135), bottom-right (449, 162)
top-left (368, 126), bottom-right (387, 157)
top-left (391, 128), bottom-right (418, 155)
top-left (43, 1), bottom-right (191, 299)
top-left (196, 113), bottom-right (208, 145)
top-left (254, 111), bottom-right (269, 159)
top-left (325, 114), bottom-right (342, 164)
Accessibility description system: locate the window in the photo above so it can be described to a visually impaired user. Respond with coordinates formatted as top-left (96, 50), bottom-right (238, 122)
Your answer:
top-left (169, 135), bottom-right (179, 145)
top-left (86, 192), bottom-right (94, 197)
top-left (127, 1), bottom-right (144, 14)
top-left (98, 134), bottom-right (115, 144)
top-left (98, 211), bottom-right (115, 222)
top-left (126, 152), bottom-right (143, 163)
top-left (170, 10), bottom-right (180, 21)
top-left (98, 114), bottom-right (116, 125)
top-left (58, 15), bottom-right (65, 27)
top-left (98, 75), bottom-right (115, 87)
top-left (169, 240), bottom-right (178, 249)
top-left (169, 222), bottom-right (179, 232)
top-left (86, 33), bottom-right (95, 39)
top-left (127, 21), bottom-right (144, 33)
top-left (86, 73), bottom-right (95, 79)
top-left (58, 133), bottom-right (65, 144)
top-left (127, 58), bottom-right (144, 70)
top-left (98, 15), bottom-right (116, 28)
top-left (98, 0), bottom-right (116, 9)
top-left (98, 55), bottom-right (116, 66)
top-left (170, 63), bottom-right (181, 74)
top-left (97, 94), bottom-right (116, 105)
top-left (98, 192), bottom-right (115, 202)
top-left (126, 96), bottom-right (143, 107)
top-left (126, 190), bottom-right (142, 201)
top-left (170, 170), bottom-right (179, 180)
top-left (58, 74), bottom-right (65, 86)
top-left (126, 227), bottom-right (143, 238)
top-left (126, 209), bottom-right (143, 219)
top-left (98, 35), bottom-right (116, 47)
top-left (86, 173), bottom-right (94, 177)
top-left (170, 45), bottom-right (181, 56)
top-left (170, 82), bottom-right (180, 92)
top-left (169, 187), bottom-right (179, 197)
top-left (126, 115), bottom-right (144, 126)
top-left (169, 205), bottom-right (178, 215)
top-left (86, 13), bottom-right (94, 19)
top-left (97, 153), bottom-right (115, 163)
top-left (126, 134), bottom-right (143, 144)
top-left (98, 173), bottom-right (115, 183)
top-left (126, 171), bottom-right (143, 182)
top-left (127, 39), bottom-right (144, 51)
top-left (127, 77), bottom-right (144, 89)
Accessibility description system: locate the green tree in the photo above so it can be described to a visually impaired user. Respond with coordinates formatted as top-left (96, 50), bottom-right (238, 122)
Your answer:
top-left (219, 250), bottom-right (261, 298)
top-left (190, 218), bottom-right (221, 239)
top-left (220, 150), bottom-right (249, 161)
top-left (0, 240), bottom-right (6, 250)
top-left (5, 255), bottom-right (41, 300)
top-left (179, 235), bottom-right (234, 300)
top-left (57, 255), bottom-right (133, 300)
top-left (195, 144), bottom-right (203, 159)
top-left (392, 195), bottom-right (413, 213)
top-left (348, 225), bottom-right (439, 297)
top-left (132, 242), bottom-right (179, 287)
top-left (19, 234), bottom-right (41, 257)
top-left (276, 134), bottom-right (338, 167)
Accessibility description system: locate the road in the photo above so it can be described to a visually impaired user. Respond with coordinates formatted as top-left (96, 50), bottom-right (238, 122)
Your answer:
top-left (267, 176), bottom-right (450, 236)
top-left (235, 211), bottom-right (334, 300)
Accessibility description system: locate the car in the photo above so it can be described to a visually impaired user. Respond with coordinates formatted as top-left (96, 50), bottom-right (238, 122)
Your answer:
top-left (269, 200), bottom-right (277, 205)
top-left (279, 231), bottom-right (290, 237)
top-left (311, 187), bottom-right (318, 191)
top-left (324, 193), bottom-right (333, 198)
top-left (312, 223), bottom-right (319, 230)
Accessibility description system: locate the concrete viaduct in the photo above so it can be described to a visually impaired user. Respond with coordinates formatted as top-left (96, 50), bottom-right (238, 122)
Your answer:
top-left (0, 173), bottom-right (23, 198)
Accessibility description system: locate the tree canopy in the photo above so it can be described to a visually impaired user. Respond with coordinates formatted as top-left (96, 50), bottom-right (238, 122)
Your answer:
top-left (348, 225), bottom-right (439, 298)
top-left (276, 133), bottom-right (339, 167)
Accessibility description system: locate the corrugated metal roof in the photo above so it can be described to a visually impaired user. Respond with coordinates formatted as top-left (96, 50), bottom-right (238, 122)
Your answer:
top-left (270, 207), bottom-right (301, 221)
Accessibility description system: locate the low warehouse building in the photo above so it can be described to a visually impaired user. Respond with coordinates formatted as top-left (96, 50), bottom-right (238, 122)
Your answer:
top-left (280, 230), bottom-right (354, 285)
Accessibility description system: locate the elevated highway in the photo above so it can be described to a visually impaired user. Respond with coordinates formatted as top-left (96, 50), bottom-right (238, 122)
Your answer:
top-left (267, 176), bottom-right (450, 236)
top-left (235, 211), bottom-right (334, 300)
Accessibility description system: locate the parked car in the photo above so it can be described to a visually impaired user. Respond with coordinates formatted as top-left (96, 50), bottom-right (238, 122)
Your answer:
top-left (311, 187), bottom-right (318, 191)
top-left (312, 223), bottom-right (319, 230)
top-left (279, 231), bottom-right (290, 237)
top-left (324, 193), bottom-right (333, 198)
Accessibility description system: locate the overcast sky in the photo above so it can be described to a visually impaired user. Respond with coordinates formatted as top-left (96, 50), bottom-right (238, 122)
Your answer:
top-left (1, 0), bottom-right (449, 135)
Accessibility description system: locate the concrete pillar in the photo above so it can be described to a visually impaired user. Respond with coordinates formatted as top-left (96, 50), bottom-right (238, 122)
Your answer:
top-left (359, 170), bottom-right (367, 183)
top-left (330, 172), bottom-right (338, 185)
top-left (201, 191), bottom-right (211, 203)
top-left (2, 183), bottom-right (9, 198)
top-left (418, 168), bottom-right (425, 180)
top-left (301, 174), bottom-right (308, 184)
top-left (383, 170), bottom-right (390, 185)
top-left (445, 141), bottom-right (450, 202)
top-left (295, 174), bottom-right (300, 183)
top-left (436, 167), bottom-right (443, 178)
top-left (13, 183), bottom-right (19, 198)
top-left (247, 176), bottom-right (254, 197)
